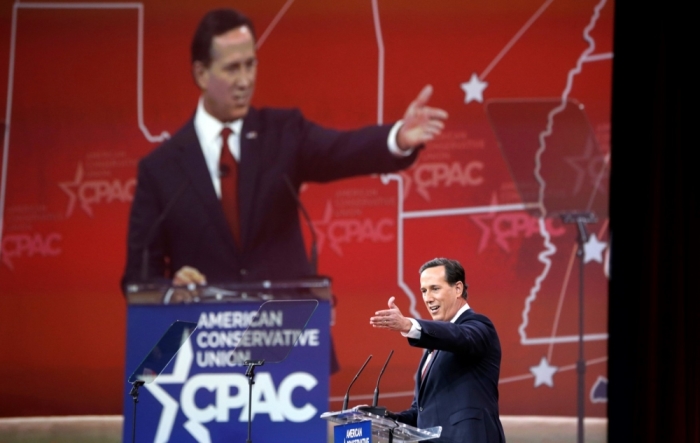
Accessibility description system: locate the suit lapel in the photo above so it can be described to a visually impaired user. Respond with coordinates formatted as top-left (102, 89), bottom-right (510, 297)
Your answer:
top-left (416, 349), bottom-right (430, 385)
top-left (418, 349), bottom-right (438, 399)
top-left (239, 108), bottom-right (263, 250)
top-left (173, 120), bottom-right (238, 252)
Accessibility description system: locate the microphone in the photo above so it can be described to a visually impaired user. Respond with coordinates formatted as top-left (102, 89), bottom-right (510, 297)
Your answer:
top-left (373, 350), bottom-right (394, 407)
top-left (359, 350), bottom-right (393, 416)
top-left (139, 178), bottom-right (190, 281)
top-left (283, 175), bottom-right (318, 274)
top-left (219, 164), bottom-right (231, 178)
top-left (342, 355), bottom-right (372, 411)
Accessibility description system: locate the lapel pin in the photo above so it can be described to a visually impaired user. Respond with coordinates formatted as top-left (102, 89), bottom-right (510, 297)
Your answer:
top-left (245, 131), bottom-right (257, 139)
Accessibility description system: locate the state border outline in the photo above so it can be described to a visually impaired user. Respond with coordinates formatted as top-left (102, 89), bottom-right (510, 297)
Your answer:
top-left (0, 1), bottom-right (169, 244)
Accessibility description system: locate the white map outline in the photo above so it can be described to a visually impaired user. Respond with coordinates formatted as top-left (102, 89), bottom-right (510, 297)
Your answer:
top-left (520, 0), bottom-right (609, 346)
top-left (372, 0), bottom-right (612, 347)
top-left (328, 356), bottom-right (609, 402)
top-left (480, 0), bottom-right (555, 80)
top-left (371, 0), bottom-right (612, 396)
top-left (255, 0), bottom-right (295, 50)
top-left (0, 0), bottom-right (614, 404)
top-left (0, 1), bottom-right (169, 246)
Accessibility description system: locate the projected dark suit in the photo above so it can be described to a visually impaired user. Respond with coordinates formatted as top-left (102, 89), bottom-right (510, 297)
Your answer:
top-left (122, 107), bottom-right (417, 284)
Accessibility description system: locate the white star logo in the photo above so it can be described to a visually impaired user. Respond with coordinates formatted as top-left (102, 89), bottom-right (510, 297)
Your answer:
top-left (583, 233), bottom-right (607, 264)
top-left (143, 338), bottom-right (194, 443)
top-left (604, 239), bottom-right (611, 278)
top-left (312, 201), bottom-right (333, 256)
top-left (530, 356), bottom-right (558, 388)
top-left (460, 73), bottom-right (488, 104)
top-left (58, 163), bottom-right (89, 217)
top-left (590, 375), bottom-right (608, 403)
top-left (563, 135), bottom-right (608, 197)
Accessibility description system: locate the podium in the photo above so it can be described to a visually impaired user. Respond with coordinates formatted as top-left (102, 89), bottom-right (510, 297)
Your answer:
top-left (321, 407), bottom-right (441, 442)
top-left (123, 278), bottom-right (332, 443)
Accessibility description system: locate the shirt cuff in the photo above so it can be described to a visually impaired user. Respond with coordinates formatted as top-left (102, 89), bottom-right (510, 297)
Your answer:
top-left (387, 120), bottom-right (413, 157)
top-left (401, 318), bottom-right (422, 338)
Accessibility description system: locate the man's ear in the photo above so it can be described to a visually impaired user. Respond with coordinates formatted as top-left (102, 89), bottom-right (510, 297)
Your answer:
top-left (454, 281), bottom-right (464, 299)
top-left (192, 61), bottom-right (208, 90)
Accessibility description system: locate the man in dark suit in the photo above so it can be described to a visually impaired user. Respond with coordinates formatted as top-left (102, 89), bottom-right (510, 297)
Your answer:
top-left (122, 9), bottom-right (448, 287)
top-left (370, 258), bottom-right (505, 442)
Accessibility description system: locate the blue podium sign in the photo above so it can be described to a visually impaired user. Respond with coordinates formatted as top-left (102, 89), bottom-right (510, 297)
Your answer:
top-left (123, 300), bottom-right (330, 443)
top-left (334, 420), bottom-right (372, 443)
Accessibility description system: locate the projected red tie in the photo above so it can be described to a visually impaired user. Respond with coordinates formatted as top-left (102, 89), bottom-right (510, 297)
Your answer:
top-left (219, 127), bottom-right (240, 246)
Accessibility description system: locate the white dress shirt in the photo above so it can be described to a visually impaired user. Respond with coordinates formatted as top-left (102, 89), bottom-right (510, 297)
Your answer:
top-left (193, 99), bottom-right (243, 199)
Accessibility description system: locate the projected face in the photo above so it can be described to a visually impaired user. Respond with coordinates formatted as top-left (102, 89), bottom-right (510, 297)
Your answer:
top-left (194, 26), bottom-right (257, 122)
top-left (420, 265), bottom-right (466, 322)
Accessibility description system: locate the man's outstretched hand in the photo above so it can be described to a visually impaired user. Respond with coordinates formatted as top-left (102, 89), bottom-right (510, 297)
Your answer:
top-left (370, 296), bottom-right (412, 333)
top-left (397, 85), bottom-right (449, 150)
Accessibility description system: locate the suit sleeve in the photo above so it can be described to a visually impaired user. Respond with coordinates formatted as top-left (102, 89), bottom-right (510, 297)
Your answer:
top-left (393, 397), bottom-right (418, 427)
top-left (409, 316), bottom-right (495, 360)
top-left (291, 112), bottom-right (419, 183)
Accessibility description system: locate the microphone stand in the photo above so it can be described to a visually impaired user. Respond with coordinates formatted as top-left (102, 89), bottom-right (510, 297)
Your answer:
top-left (283, 175), bottom-right (318, 273)
top-left (342, 355), bottom-right (372, 411)
top-left (139, 179), bottom-right (190, 281)
top-left (129, 381), bottom-right (144, 443)
top-left (359, 350), bottom-right (394, 417)
top-left (244, 359), bottom-right (265, 443)
top-left (561, 211), bottom-right (596, 443)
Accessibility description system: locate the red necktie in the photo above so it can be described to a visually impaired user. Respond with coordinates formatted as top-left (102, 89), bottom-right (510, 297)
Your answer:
top-left (219, 127), bottom-right (241, 246)
top-left (421, 350), bottom-right (434, 381)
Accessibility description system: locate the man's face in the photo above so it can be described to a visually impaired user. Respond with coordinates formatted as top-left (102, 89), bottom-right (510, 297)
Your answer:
top-left (193, 26), bottom-right (257, 122)
top-left (420, 265), bottom-right (465, 322)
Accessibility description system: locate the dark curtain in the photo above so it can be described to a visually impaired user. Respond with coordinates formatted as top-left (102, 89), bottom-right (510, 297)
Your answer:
top-left (609, 2), bottom-right (699, 442)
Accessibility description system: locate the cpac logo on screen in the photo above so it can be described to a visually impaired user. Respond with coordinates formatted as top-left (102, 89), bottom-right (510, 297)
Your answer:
top-left (402, 160), bottom-right (485, 201)
top-left (470, 212), bottom-right (565, 253)
top-left (59, 163), bottom-right (136, 217)
top-left (313, 201), bottom-right (394, 256)
top-left (1, 232), bottom-right (62, 270)
top-left (145, 340), bottom-right (318, 443)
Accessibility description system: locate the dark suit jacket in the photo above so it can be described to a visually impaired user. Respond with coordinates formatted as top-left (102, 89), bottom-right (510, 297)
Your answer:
top-left (394, 309), bottom-right (506, 443)
top-left (122, 107), bottom-right (418, 285)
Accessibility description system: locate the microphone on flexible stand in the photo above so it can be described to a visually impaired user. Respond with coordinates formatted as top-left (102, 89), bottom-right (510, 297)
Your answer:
top-left (283, 175), bottom-right (318, 274)
top-left (359, 350), bottom-right (394, 416)
top-left (139, 178), bottom-right (190, 281)
top-left (342, 355), bottom-right (372, 411)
